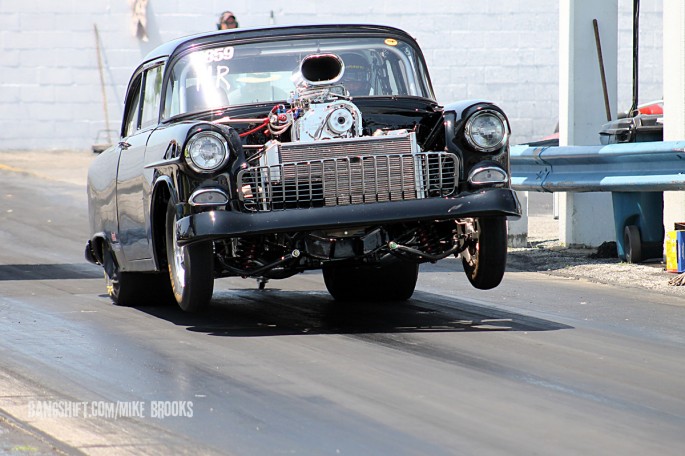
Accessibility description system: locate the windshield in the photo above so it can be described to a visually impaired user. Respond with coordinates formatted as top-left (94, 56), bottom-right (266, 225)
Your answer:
top-left (163, 35), bottom-right (433, 118)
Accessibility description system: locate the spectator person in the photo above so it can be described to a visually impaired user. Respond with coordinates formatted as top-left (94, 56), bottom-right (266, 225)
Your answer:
top-left (217, 11), bottom-right (239, 30)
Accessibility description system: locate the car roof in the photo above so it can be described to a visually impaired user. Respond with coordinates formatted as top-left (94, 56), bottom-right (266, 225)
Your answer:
top-left (143, 24), bottom-right (421, 63)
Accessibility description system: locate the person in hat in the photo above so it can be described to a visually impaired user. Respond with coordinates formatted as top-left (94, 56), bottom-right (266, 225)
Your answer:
top-left (217, 11), bottom-right (239, 30)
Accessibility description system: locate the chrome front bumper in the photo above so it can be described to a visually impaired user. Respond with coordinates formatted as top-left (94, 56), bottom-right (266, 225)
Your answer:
top-left (176, 187), bottom-right (522, 245)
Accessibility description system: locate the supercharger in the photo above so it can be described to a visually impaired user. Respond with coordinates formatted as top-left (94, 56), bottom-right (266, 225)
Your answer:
top-left (289, 53), bottom-right (362, 142)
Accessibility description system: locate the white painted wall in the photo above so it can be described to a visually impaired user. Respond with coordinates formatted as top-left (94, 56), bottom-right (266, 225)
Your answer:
top-left (0, 0), bottom-right (663, 151)
top-left (663, 0), bottom-right (685, 231)
top-left (557, 0), bottom-right (617, 248)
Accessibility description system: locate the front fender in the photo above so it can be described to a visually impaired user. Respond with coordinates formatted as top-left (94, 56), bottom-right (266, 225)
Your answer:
top-left (442, 99), bottom-right (493, 119)
top-left (442, 100), bottom-right (511, 186)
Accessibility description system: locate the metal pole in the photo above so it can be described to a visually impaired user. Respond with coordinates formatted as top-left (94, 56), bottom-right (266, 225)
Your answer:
top-left (93, 23), bottom-right (112, 145)
top-left (630, 0), bottom-right (640, 116)
top-left (593, 19), bottom-right (612, 121)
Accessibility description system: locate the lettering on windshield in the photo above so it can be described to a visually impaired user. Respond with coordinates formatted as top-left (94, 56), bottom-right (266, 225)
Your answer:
top-left (190, 46), bottom-right (235, 64)
top-left (188, 46), bottom-right (235, 91)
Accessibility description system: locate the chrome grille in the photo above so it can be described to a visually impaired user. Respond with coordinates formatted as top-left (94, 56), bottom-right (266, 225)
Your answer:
top-left (278, 134), bottom-right (415, 163)
top-left (238, 151), bottom-right (458, 212)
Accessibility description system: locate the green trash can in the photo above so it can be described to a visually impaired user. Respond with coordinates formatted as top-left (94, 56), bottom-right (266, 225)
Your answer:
top-left (611, 191), bottom-right (664, 263)
top-left (600, 112), bottom-right (664, 263)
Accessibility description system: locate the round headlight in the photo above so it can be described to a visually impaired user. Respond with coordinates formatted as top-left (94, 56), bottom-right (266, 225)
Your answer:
top-left (464, 109), bottom-right (508, 152)
top-left (185, 131), bottom-right (229, 173)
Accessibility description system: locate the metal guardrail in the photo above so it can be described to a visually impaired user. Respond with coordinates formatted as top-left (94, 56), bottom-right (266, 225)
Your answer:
top-left (510, 141), bottom-right (685, 192)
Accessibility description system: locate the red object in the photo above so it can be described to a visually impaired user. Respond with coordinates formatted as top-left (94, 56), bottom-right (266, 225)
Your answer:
top-left (239, 119), bottom-right (269, 137)
top-left (638, 101), bottom-right (663, 115)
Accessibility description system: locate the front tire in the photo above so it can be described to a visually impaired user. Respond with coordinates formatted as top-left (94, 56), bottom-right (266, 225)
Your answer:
top-left (462, 216), bottom-right (508, 290)
top-left (165, 200), bottom-right (214, 312)
top-left (323, 262), bottom-right (419, 301)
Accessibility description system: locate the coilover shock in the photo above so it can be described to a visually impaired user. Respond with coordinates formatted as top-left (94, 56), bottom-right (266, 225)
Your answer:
top-left (233, 237), bottom-right (262, 269)
top-left (415, 224), bottom-right (442, 255)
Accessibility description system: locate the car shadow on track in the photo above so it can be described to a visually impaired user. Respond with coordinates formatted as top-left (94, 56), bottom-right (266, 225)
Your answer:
top-left (138, 288), bottom-right (572, 337)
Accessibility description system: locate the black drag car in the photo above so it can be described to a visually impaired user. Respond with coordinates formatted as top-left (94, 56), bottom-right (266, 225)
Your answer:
top-left (85, 24), bottom-right (521, 312)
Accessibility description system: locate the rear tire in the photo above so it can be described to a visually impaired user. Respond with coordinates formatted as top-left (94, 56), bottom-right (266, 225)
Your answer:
top-left (323, 262), bottom-right (419, 301)
top-left (103, 243), bottom-right (173, 307)
top-left (462, 216), bottom-right (508, 290)
top-left (165, 200), bottom-right (214, 312)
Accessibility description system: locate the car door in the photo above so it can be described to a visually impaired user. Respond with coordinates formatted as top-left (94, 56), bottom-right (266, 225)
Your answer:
top-left (117, 61), bottom-right (165, 267)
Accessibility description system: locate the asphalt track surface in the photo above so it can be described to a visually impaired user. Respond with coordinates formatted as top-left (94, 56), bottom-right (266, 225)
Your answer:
top-left (0, 155), bottom-right (684, 455)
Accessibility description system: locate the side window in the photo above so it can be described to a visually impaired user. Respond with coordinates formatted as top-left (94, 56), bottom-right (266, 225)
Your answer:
top-left (122, 76), bottom-right (142, 137)
top-left (384, 60), bottom-right (398, 95)
top-left (163, 75), bottom-right (180, 119)
top-left (386, 59), bottom-right (409, 96)
top-left (140, 64), bottom-right (165, 129)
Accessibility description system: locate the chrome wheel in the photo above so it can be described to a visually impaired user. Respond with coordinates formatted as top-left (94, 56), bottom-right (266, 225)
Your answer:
top-left (461, 216), bottom-right (507, 290)
top-left (165, 199), bottom-right (214, 312)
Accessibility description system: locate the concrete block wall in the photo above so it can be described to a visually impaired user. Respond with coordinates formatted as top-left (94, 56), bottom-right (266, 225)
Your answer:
top-left (0, 0), bottom-right (663, 151)
top-left (617, 0), bottom-right (663, 111)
